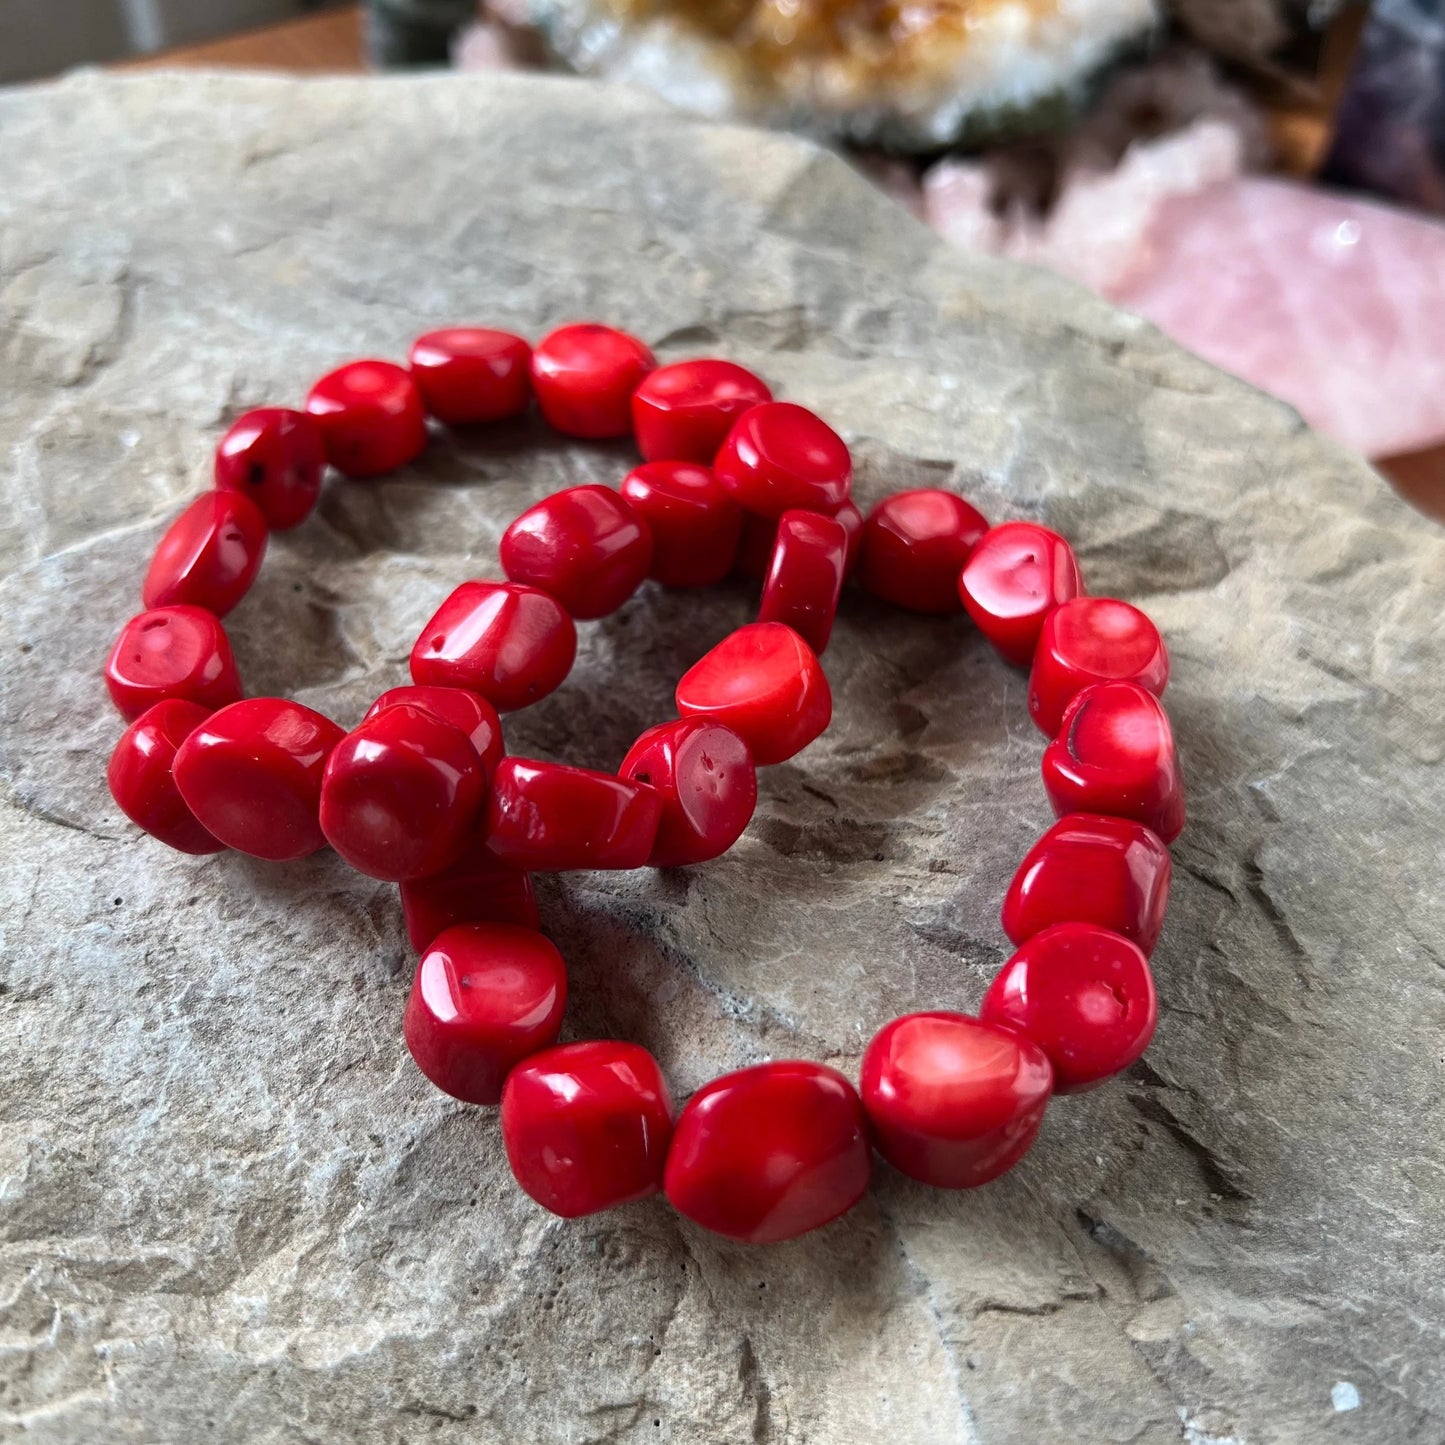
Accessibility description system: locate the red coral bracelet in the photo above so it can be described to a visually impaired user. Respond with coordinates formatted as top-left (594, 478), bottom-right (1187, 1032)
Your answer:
top-left (104, 322), bottom-right (1184, 1245)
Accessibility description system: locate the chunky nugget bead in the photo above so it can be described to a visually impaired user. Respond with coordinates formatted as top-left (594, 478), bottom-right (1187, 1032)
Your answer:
top-left (305, 359), bottom-right (428, 478)
top-left (104, 605), bottom-right (243, 722)
top-left (403, 923), bottom-right (567, 1106)
top-left (143, 491), bottom-right (268, 617)
top-left (399, 843), bottom-right (539, 952)
top-left (631, 358), bottom-right (772, 463)
top-left (484, 757), bottom-right (662, 870)
top-left (214, 406), bottom-right (326, 531)
top-left (664, 1061), bottom-right (872, 1243)
top-left (1042, 681), bottom-right (1185, 843)
top-left (620, 461), bottom-right (743, 588)
top-left (714, 402), bottom-right (852, 518)
top-left (959, 521), bottom-right (1083, 666)
top-left (734, 499), bottom-right (862, 581)
top-left (1029, 597), bottom-right (1169, 735)
top-left (410, 580), bottom-right (577, 712)
top-left (1002, 813), bottom-right (1171, 957)
top-left (675, 621), bottom-right (831, 766)
top-left (365, 684), bottom-right (504, 777)
top-left (858, 489), bottom-right (987, 613)
top-left (408, 327), bottom-right (531, 425)
top-left (106, 700), bottom-right (225, 855)
top-left (619, 718), bottom-right (757, 867)
top-left (319, 705), bottom-right (488, 881)
top-left (860, 1013), bottom-right (1054, 1188)
top-left (758, 509), bottom-right (848, 654)
top-left (981, 923), bottom-right (1157, 1093)
top-left (502, 1041), bottom-right (674, 1217)
top-left (173, 697), bottom-right (344, 861)
top-left (500, 485), bottom-right (652, 619)
top-left (530, 323), bottom-right (655, 439)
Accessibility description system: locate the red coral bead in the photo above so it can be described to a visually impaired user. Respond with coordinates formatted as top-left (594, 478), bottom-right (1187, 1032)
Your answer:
top-left (619, 718), bottom-right (757, 867)
top-left (858, 489), bottom-right (988, 613)
top-left (214, 407), bottom-right (326, 530)
top-left (104, 605), bottom-right (243, 722)
top-left (959, 521), bottom-right (1083, 666)
top-left (663, 1061), bottom-right (872, 1244)
top-left (173, 697), bottom-right (344, 860)
top-left (408, 327), bottom-right (531, 425)
top-left (304, 359), bottom-right (428, 478)
top-left (631, 358), bottom-right (773, 463)
top-left (142, 491), bottom-right (268, 617)
top-left (1043, 682), bottom-right (1186, 843)
top-left (758, 509), bottom-right (848, 655)
top-left (860, 1012), bottom-right (1054, 1188)
top-left (106, 700), bottom-right (225, 855)
top-left (403, 923), bottom-right (567, 1106)
top-left (484, 757), bottom-right (662, 871)
top-left (530, 323), bottom-right (655, 439)
top-left (410, 580), bottom-right (577, 712)
top-left (675, 622), bottom-right (831, 766)
top-left (399, 843), bottom-right (539, 953)
top-left (319, 705), bottom-right (488, 881)
top-left (500, 485), bottom-right (652, 619)
top-left (1028, 597), bottom-right (1169, 735)
top-left (980, 923), bottom-right (1157, 1094)
top-left (619, 461), bottom-right (743, 588)
top-left (714, 402), bottom-right (852, 519)
top-left (365, 684), bottom-right (504, 777)
top-left (502, 1041), bottom-right (674, 1218)
top-left (1002, 813), bottom-right (1171, 957)
top-left (733, 500), bottom-right (862, 581)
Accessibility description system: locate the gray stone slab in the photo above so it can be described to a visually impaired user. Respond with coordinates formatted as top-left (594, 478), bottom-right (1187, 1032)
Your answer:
top-left (0, 70), bottom-right (1442, 1445)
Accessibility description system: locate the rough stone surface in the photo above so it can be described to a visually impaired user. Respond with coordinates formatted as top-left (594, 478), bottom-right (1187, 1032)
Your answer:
top-left (1, 71), bottom-right (1442, 1445)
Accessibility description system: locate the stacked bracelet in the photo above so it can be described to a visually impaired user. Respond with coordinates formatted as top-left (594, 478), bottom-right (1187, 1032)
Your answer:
top-left (104, 322), bottom-right (1184, 1245)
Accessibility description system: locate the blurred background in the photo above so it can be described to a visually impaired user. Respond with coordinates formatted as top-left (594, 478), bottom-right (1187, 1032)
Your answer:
top-left (4, 0), bottom-right (1442, 522)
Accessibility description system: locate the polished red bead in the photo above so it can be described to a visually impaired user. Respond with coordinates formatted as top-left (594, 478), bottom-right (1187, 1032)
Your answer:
top-left (104, 605), bottom-right (243, 722)
top-left (860, 1012), bottom-right (1054, 1188)
top-left (410, 580), bottom-right (577, 712)
top-left (631, 358), bottom-right (773, 463)
top-left (484, 757), bottom-right (662, 871)
top-left (858, 489), bottom-right (987, 613)
top-left (106, 700), bottom-right (225, 855)
top-left (1043, 682), bottom-right (1185, 843)
top-left (980, 923), bottom-right (1157, 1094)
top-left (675, 621), bottom-right (831, 766)
top-left (399, 842), bottom-right (539, 952)
top-left (735, 500), bottom-right (862, 581)
top-left (714, 402), bottom-right (852, 519)
top-left (365, 684), bottom-right (504, 777)
top-left (758, 509), bottom-right (848, 655)
top-left (408, 327), bottom-right (531, 425)
top-left (1029, 597), bottom-right (1169, 736)
top-left (502, 1041), bottom-right (674, 1218)
top-left (620, 461), bottom-right (743, 588)
top-left (500, 485), bottom-right (652, 619)
top-left (304, 359), bottom-right (428, 478)
top-left (142, 491), bottom-right (268, 617)
top-left (173, 697), bottom-right (345, 860)
top-left (319, 704), bottom-right (488, 881)
top-left (530, 323), bottom-right (655, 439)
top-left (1002, 813), bottom-right (1171, 957)
top-left (214, 407), bottom-right (326, 530)
top-left (403, 923), bottom-right (566, 1106)
top-left (959, 521), bottom-right (1083, 666)
top-left (664, 1061), bottom-right (871, 1244)
top-left (619, 718), bottom-right (757, 867)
